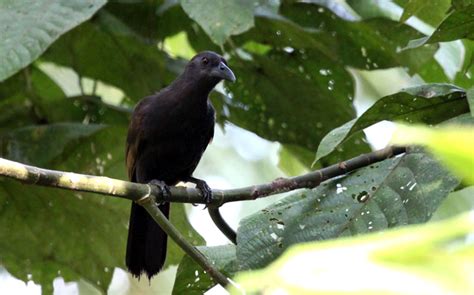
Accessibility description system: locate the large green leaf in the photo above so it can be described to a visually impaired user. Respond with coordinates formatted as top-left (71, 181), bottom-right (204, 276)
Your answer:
top-left (0, 0), bottom-right (106, 82)
top-left (42, 20), bottom-right (177, 102)
top-left (0, 124), bottom-right (123, 292)
top-left (172, 245), bottom-right (237, 295)
top-left (179, 0), bottom-right (256, 46)
top-left (236, 151), bottom-right (460, 270)
top-left (315, 84), bottom-right (469, 164)
top-left (0, 123), bottom-right (204, 291)
top-left (226, 52), bottom-right (355, 152)
top-left (232, 212), bottom-right (474, 294)
top-left (277, 2), bottom-right (438, 72)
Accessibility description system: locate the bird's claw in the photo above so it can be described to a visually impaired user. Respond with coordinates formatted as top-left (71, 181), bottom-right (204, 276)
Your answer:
top-left (196, 181), bottom-right (213, 209)
top-left (148, 179), bottom-right (171, 202)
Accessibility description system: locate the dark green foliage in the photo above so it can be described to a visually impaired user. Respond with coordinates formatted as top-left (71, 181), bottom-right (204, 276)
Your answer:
top-left (0, 0), bottom-right (471, 292)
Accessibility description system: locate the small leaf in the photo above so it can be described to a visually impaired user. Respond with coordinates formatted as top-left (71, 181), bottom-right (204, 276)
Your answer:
top-left (0, 0), bottom-right (106, 81)
top-left (172, 245), bottom-right (237, 295)
top-left (399, 0), bottom-right (430, 23)
top-left (404, 4), bottom-right (474, 49)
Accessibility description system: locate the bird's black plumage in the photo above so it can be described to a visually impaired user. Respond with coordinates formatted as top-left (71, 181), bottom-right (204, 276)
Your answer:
top-left (125, 51), bottom-right (235, 279)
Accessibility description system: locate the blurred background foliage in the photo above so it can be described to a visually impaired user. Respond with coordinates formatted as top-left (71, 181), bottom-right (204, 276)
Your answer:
top-left (0, 0), bottom-right (472, 294)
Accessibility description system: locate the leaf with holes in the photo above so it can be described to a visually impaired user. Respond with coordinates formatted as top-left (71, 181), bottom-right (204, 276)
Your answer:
top-left (0, 0), bottom-right (106, 81)
top-left (0, 123), bottom-right (204, 291)
top-left (172, 245), bottom-right (237, 295)
top-left (236, 151), bottom-right (460, 270)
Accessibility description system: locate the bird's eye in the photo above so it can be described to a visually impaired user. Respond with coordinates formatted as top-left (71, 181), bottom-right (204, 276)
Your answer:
top-left (202, 57), bottom-right (209, 65)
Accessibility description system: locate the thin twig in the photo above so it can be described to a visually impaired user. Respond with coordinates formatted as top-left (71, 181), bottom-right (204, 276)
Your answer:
top-left (140, 196), bottom-right (229, 287)
top-left (0, 146), bottom-right (406, 205)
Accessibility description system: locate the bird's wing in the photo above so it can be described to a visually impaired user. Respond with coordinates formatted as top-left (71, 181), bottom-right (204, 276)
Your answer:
top-left (125, 99), bottom-right (150, 181)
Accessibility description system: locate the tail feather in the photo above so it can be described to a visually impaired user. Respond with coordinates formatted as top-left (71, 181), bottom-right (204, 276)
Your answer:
top-left (126, 202), bottom-right (169, 279)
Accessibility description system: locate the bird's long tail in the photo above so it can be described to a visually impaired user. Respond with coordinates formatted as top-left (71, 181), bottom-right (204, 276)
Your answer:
top-left (126, 201), bottom-right (169, 279)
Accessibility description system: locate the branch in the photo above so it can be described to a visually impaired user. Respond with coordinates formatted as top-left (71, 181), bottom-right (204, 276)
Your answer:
top-left (0, 146), bottom-right (406, 206)
top-left (0, 146), bottom-right (406, 286)
top-left (138, 196), bottom-right (229, 287)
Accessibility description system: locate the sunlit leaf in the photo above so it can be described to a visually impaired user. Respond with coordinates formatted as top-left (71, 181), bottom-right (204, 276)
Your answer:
top-left (231, 212), bottom-right (474, 294)
top-left (315, 84), bottom-right (468, 164)
top-left (0, 0), bottom-right (106, 81)
top-left (392, 124), bottom-right (474, 184)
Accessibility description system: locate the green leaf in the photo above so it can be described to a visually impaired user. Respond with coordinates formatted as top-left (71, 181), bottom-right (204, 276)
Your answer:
top-left (0, 123), bottom-right (204, 290)
top-left (399, 0), bottom-right (430, 23)
top-left (226, 52), bottom-right (355, 152)
top-left (405, 4), bottom-right (474, 49)
top-left (433, 186), bottom-right (474, 221)
top-left (173, 245), bottom-right (236, 294)
top-left (179, 0), bottom-right (256, 46)
top-left (392, 124), bottom-right (474, 184)
top-left (236, 151), bottom-right (459, 270)
top-left (468, 87), bottom-right (474, 116)
top-left (0, 67), bottom-right (129, 131)
top-left (166, 204), bottom-right (205, 267)
top-left (0, 0), bottom-right (106, 82)
top-left (232, 212), bottom-right (474, 294)
top-left (315, 84), bottom-right (469, 164)
top-left (277, 2), bottom-right (438, 72)
top-left (0, 124), bottom-right (125, 292)
top-left (43, 21), bottom-right (177, 101)
top-left (396, 0), bottom-right (451, 26)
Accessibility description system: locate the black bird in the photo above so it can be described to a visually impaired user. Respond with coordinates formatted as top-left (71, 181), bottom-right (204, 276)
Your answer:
top-left (125, 51), bottom-right (236, 279)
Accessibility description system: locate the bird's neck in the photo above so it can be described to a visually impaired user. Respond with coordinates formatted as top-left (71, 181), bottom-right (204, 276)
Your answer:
top-left (171, 72), bottom-right (217, 101)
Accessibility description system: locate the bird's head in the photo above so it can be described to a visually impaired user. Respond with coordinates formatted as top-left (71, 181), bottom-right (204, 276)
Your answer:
top-left (186, 51), bottom-right (236, 85)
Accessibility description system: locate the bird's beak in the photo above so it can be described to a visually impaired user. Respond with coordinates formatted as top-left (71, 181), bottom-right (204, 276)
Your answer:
top-left (212, 62), bottom-right (236, 82)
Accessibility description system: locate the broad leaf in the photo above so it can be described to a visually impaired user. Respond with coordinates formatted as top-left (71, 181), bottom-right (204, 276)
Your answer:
top-left (278, 2), bottom-right (438, 72)
top-left (226, 52), bottom-right (355, 152)
top-left (43, 20), bottom-right (177, 102)
top-left (236, 151), bottom-right (459, 270)
top-left (0, 0), bottom-right (106, 81)
top-left (232, 212), bottom-right (474, 294)
top-left (315, 84), bottom-right (469, 164)
top-left (180, 0), bottom-right (256, 46)
top-left (0, 123), bottom-right (204, 291)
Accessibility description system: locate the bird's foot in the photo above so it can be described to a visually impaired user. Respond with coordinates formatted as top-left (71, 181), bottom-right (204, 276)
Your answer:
top-left (148, 179), bottom-right (171, 202)
top-left (185, 177), bottom-right (212, 208)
